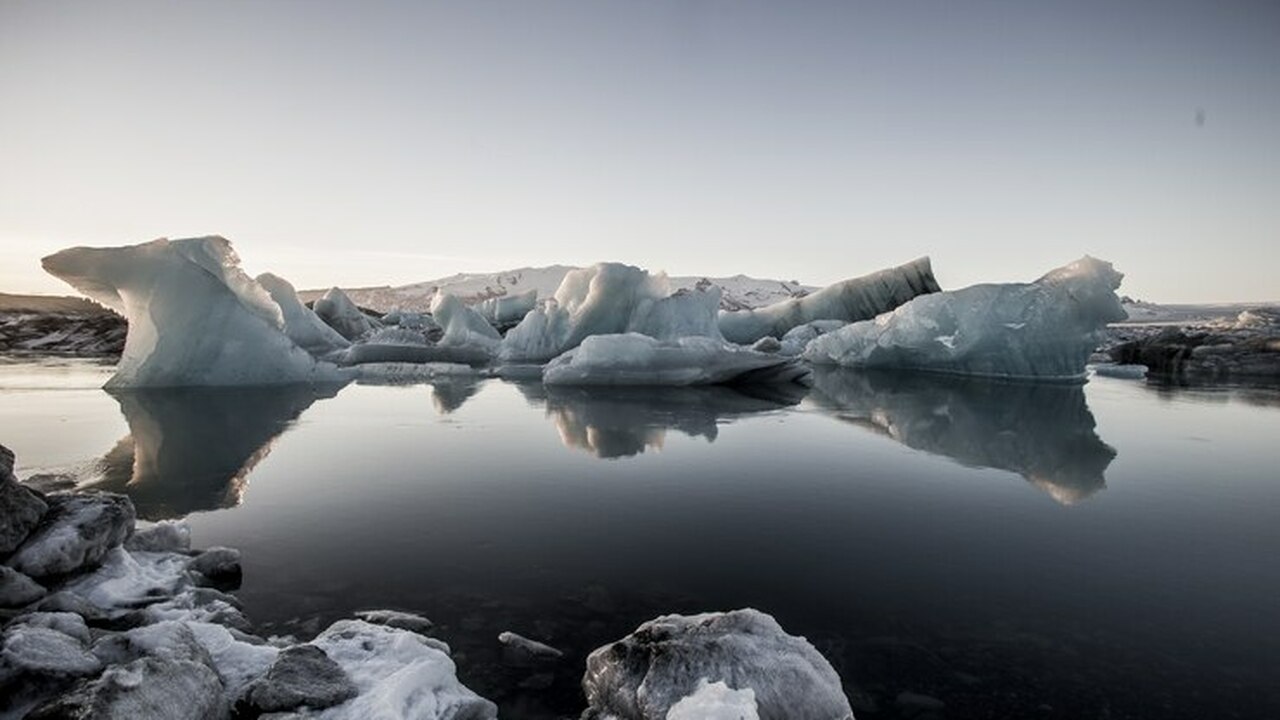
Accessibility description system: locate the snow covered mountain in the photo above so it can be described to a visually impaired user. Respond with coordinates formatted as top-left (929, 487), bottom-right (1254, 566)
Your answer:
top-left (299, 266), bottom-right (817, 313)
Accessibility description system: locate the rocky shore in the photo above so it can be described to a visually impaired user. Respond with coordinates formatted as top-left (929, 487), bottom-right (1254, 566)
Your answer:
top-left (1, 443), bottom-right (853, 720)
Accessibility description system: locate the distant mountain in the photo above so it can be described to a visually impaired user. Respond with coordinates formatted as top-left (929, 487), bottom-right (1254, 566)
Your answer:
top-left (299, 266), bottom-right (818, 313)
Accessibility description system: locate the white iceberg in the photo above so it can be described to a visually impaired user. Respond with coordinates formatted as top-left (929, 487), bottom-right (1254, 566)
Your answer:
top-left (583, 608), bottom-right (853, 720)
top-left (804, 256), bottom-right (1127, 380)
top-left (431, 293), bottom-right (502, 351)
top-left (476, 288), bottom-right (538, 327)
top-left (501, 263), bottom-right (720, 362)
top-left (543, 334), bottom-right (811, 387)
top-left (42, 237), bottom-right (345, 388)
top-left (718, 257), bottom-right (940, 344)
top-left (314, 287), bottom-right (379, 341)
top-left (257, 272), bottom-right (351, 355)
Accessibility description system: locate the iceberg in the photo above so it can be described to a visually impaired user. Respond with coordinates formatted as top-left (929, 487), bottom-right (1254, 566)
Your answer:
top-left (42, 237), bottom-right (345, 388)
top-left (542, 334), bottom-right (811, 387)
top-left (805, 256), bottom-right (1126, 380)
top-left (718, 257), bottom-right (940, 344)
top-left (500, 263), bottom-right (721, 362)
top-left (476, 288), bottom-right (538, 327)
top-left (582, 609), bottom-right (853, 720)
top-left (431, 293), bottom-right (502, 351)
top-left (314, 287), bottom-right (379, 341)
top-left (257, 272), bottom-right (351, 355)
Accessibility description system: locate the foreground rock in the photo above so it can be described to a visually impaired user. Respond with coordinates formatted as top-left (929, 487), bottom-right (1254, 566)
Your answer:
top-left (6, 492), bottom-right (135, 578)
top-left (582, 609), bottom-right (853, 720)
top-left (241, 644), bottom-right (357, 713)
top-left (0, 444), bottom-right (48, 554)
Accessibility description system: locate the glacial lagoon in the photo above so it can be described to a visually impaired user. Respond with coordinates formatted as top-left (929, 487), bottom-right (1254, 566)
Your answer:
top-left (2, 358), bottom-right (1278, 719)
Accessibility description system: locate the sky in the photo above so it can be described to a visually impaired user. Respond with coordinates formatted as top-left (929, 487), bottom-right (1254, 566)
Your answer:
top-left (1, 1), bottom-right (1277, 302)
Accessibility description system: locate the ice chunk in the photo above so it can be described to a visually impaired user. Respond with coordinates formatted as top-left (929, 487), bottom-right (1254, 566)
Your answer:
top-left (497, 631), bottom-right (564, 661)
top-left (476, 288), bottom-right (538, 326)
top-left (258, 272), bottom-right (351, 355)
top-left (778, 320), bottom-right (848, 356)
top-left (431, 293), bottom-right (502, 351)
top-left (805, 256), bottom-right (1126, 380)
top-left (719, 257), bottom-right (940, 344)
top-left (42, 237), bottom-right (346, 387)
top-left (307, 619), bottom-right (497, 720)
top-left (314, 287), bottom-right (380, 341)
top-left (353, 610), bottom-right (434, 635)
top-left (502, 263), bottom-right (722, 362)
top-left (808, 368), bottom-right (1116, 504)
top-left (543, 334), bottom-right (810, 387)
top-left (666, 679), bottom-right (761, 720)
top-left (583, 608), bottom-right (853, 720)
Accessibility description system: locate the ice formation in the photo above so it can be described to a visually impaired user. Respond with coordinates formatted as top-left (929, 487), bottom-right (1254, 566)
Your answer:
top-left (431, 293), bottom-right (502, 351)
top-left (314, 287), bottom-right (379, 341)
top-left (476, 288), bottom-right (538, 326)
top-left (582, 608), bottom-right (853, 720)
top-left (42, 237), bottom-right (345, 387)
top-left (257, 272), bottom-right (351, 355)
top-left (805, 256), bottom-right (1126, 380)
top-left (718, 257), bottom-right (940, 344)
top-left (808, 368), bottom-right (1116, 504)
top-left (666, 679), bottom-right (761, 720)
top-left (500, 263), bottom-right (722, 362)
top-left (542, 334), bottom-right (811, 387)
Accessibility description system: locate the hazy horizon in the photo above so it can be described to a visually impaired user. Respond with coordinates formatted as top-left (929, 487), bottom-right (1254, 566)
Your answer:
top-left (3, 1), bottom-right (1278, 303)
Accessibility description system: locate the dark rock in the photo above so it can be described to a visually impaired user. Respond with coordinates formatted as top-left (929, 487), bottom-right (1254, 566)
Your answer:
top-left (1110, 327), bottom-right (1280, 382)
top-left (187, 546), bottom-right (241, 587)
top-left (28, 654), bottom-right (226, 720)
top-left (241, 644), bottom-right (357, 712)
top-left (6, 492), bottom-right (135, 578)
top-left (1, 444), bottom-right (48, 554)
top-left (0, 565), bottom-right (47, 608)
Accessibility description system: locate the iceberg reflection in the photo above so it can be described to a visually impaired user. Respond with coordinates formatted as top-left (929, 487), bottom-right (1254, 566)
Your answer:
top-left (808, 368), bottom-right (1116, 503)
top-left (85, 383), bottom-right (343, 519)
top-left (542, 384), bottom-right (805, 459)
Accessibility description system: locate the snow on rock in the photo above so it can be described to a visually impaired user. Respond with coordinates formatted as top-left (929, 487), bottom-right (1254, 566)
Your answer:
top-left (353, 610), bottom-right (434, 635)
top-left (41, 236), bottom-right (345, 387)
top-left (1, 443), bottom-right (47, 554)
top-left (497, 631), bottom-right (564, 663)
top-left (124, 520), bottom-right (192, 553)
top-left (543, 334), bottom-right (811, 387)
top-left (583, 609), bottom-right (853, 720)
top-left (476, 288), bottom-right (538, 327)
top-left (6, 492), bottom-right (135, 578)
top-left (258, 272), bottom-right (351, 355)
top-left (805, 256), bottom-right (1126, 380)
top-left (314, 287), bottom-right (380, 341)
top-left (306, 619), bottom-right (497, 720)
top-left (666, 679), bottom-right (761, 720)
top-left (501, 263), bottom-right (715, 363)
top-left (241, 644), bottom-right (357, 713)
top-left (719, 258), bottom-right (940, 345)
top-left (58, 546), bottom-right (191, 613)
top-left (0, 613), bottom-right (101, 680)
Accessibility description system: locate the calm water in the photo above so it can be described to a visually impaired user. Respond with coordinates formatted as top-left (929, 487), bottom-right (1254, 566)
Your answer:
top-left (2, 357), bottom-right (1278, 719)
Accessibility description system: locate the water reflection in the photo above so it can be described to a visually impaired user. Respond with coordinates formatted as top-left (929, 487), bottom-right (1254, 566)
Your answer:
top-left (808, 368), bottom-right (1116, 503)
top-left (538, 384), bottom-right (806, 459)
top-left (85, 384), bottom-right (343, 519)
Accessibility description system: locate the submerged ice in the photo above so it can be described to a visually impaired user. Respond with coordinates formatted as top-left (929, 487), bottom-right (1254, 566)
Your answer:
top-left (805, 256), bottom-right (1126, 380)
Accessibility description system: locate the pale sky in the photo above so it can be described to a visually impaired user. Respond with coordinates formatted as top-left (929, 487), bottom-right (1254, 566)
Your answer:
top-left (2, 0), bottom-right (1277, 302)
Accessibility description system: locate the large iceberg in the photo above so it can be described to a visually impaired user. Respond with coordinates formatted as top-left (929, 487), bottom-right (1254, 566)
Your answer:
top-left (500, 263), bottom-right (721, 362)
top-left (257, 272), bottom-right (351, 355)
top-left (42, 237), bottom-right (345, 388)
top-left (542, 334), bottom-right (811, 387)
top-left (718, 257), bottom-right (940, 344)
top-left (805, 256), bottom-right (1126, 380)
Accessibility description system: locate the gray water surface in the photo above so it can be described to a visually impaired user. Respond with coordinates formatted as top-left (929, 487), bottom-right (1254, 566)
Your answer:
top-left (2, 358), bottom-right (1278, 719)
